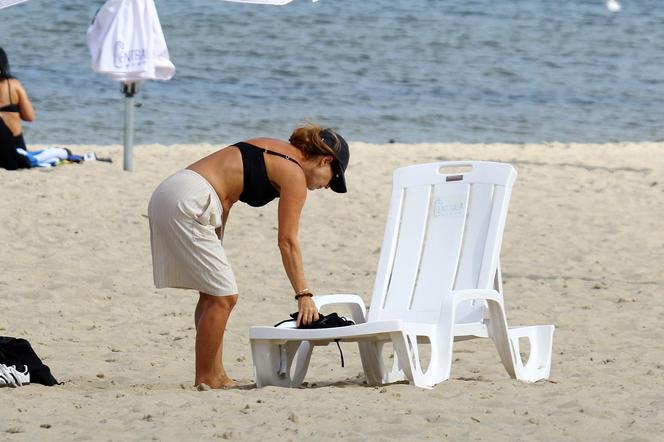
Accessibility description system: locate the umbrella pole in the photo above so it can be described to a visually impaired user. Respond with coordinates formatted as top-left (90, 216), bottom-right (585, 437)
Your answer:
top-left (122, 82), bottom-right (137, 172)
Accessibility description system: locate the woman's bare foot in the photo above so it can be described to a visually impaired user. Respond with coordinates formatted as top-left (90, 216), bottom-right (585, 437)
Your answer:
top-left (195, 375), bottom-right (238, 390)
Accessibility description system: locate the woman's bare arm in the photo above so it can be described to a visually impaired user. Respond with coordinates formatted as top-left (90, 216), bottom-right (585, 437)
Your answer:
top-left (14, 80), bottom-right (35, 122)
top-left (274, 163), bottom-right (319, 326)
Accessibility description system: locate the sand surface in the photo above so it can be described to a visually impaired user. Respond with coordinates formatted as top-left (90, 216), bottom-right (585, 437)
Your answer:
top-left (1, 142), bottom-right (662, 441)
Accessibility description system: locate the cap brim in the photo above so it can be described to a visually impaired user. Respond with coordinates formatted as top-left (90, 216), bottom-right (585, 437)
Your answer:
top-left (329, 161), bottom-right (347, 193)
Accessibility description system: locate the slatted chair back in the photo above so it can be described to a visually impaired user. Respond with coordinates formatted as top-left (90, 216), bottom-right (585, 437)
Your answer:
top-left (368, 161), bottom-right (517, 325)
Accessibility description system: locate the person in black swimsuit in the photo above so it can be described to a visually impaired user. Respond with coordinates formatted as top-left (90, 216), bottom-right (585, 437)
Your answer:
top-left (148, 123), bottom-right (350, 388)
top-left (0, 48), bottom-right (35, 170)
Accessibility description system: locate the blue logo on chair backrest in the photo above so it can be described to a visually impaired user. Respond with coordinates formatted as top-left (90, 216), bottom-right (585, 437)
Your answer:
top-left (433, 198), bottom-right (465, 218)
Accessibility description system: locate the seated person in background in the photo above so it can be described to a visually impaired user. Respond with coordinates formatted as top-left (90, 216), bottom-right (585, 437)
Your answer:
top-left (0, 47), bottom-right (35, 170)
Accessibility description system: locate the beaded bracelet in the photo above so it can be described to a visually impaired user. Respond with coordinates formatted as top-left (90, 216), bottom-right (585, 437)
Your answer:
top-left (294, 292), bottom-right (313, 300)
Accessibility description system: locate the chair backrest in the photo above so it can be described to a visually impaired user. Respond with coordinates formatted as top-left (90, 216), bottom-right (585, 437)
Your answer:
top-left (368, 161), bottom-right (517, 325)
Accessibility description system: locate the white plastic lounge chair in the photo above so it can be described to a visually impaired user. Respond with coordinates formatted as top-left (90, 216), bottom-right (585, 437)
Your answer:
top-left (250, 161), bottom-right (555, 388)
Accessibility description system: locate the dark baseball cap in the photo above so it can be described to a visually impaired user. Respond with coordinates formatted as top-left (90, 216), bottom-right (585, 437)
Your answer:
top-left (320, 128), bottom-right (349, 193)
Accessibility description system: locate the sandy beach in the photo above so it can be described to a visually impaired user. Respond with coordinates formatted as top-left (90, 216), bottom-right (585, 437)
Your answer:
top-left (1, 141), bottom-right (662, 440)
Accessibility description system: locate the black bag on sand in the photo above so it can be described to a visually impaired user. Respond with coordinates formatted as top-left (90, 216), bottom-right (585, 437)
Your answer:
top-left (0, 336), bottom-right (60, 386)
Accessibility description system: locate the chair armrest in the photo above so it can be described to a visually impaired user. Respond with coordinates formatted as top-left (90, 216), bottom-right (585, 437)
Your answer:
top-left (449, 289), bottom-right (501, 304)
top-left (312, 294), bottom-right (367, 324)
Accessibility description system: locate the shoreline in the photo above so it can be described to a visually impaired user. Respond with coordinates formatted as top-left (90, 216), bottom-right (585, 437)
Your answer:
top-left (24, 140), bottom-right (664, 148)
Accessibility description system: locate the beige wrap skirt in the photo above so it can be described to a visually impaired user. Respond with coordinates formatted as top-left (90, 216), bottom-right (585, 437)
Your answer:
top-left (148, 169), bottom-right (238, 296)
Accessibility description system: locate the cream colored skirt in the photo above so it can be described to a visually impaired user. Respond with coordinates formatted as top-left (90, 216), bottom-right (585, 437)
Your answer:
top-left (148, 169), bottom-right (238, 296)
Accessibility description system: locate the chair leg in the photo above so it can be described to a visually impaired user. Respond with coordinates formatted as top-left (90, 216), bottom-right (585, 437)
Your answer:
top-left (426, 333), bottom-right (454, 386)
top-left (291, 341), bottom-right (314, 386)
top-left (251, 339), bottom-right (280, 388)
top-left (485, 299), bottom-right (518, 379)
top-left (389, 332), bottom-right (435, 389)
top-left (485, 300), bottom-right (555, 382)
top-left (385, 341), bottom-right (408, 384)
top-left (250, 339), bottom-right (311, 388)
top-left (507, 325), bottom-right (555, 381)
top-left (358, 341), bottom-right (386, 385)
top-left (390, 332), bottom-right (416, 384)
top-left (384, 308), bottom-right (456, 388)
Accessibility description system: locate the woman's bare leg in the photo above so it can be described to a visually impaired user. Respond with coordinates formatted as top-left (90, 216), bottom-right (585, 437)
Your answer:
top-left (194, 294), bottom-right (208, 329)
top-left (195, 296), bottom-right (223, 374)
top-left (194, 292), bottom-right (238, 388)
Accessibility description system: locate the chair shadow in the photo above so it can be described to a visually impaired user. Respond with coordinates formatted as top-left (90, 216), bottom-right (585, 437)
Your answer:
top-left (237, 378), bottom-right (410, 390)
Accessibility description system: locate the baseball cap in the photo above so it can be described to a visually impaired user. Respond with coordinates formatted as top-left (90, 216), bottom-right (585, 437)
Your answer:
top-left (320, 128), bottom-right (349, 193)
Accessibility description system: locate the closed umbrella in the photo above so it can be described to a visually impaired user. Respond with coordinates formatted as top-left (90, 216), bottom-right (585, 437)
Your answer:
top-left (0, 0), bottom-right (316, 9)
top-left (86, 0), bottom-right (175, 171)
top-left (222, 0), bottom-right (295, 4)
top-left (222, 1), bottom-right (319, 5)
top-left (0, 0), bottom-right (29, 9)
top-left (224, 0), bottom-right (293, 4)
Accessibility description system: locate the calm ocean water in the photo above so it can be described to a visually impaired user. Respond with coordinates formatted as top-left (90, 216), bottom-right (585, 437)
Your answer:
top-left (1, 0), bottom-right (663, 145)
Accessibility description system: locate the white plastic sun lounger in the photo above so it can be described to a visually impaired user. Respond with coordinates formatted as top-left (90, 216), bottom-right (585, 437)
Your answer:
top-left (250, 161), bottom-right (555, 388)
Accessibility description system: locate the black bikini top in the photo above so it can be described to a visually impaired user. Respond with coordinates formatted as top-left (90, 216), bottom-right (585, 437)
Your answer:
top-left (234, 141), bottom-right (302, 207)
top-left (0, 80), bottom-right (19, 113)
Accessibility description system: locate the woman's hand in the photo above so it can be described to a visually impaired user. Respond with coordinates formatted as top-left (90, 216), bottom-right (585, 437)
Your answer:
top-left (296, 296), bottom-right (319, 327)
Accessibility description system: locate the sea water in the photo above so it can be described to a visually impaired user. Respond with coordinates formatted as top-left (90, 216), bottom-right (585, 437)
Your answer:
top-left (1, 0), bottom-right (662, 145)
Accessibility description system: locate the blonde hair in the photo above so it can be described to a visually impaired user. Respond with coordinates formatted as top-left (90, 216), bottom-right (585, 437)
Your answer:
top-left (289, 123), bottom-right (339, 159)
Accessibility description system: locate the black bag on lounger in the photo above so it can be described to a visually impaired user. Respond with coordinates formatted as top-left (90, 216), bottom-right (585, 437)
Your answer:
top-left (272, 313), bottom-right (355, 367)
top-left (274, 312), bottom-right (355, 329)
top-left (0, 336), bottom-right (59, 386)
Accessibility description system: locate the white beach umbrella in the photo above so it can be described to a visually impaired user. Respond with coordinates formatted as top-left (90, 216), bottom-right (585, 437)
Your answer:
top-left (222, 0), bottom-right (319, 5)
top-left (223, 0), bottom-right (295, 4)
top-left (86, 0), bottom-right (175, 171)
top-left (0, 0), bottom-right (29, 9)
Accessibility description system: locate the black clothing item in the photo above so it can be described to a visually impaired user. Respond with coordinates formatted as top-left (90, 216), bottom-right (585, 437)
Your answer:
top-left (0, 79), bottom-right (29, 170)
top-left (0, 103), bottom-right (19, 112)
top-left (0, 118), bottom-right (28, 170)
top-left (0, 336), bottom-right (60, 386)
top-left (285, 311), bottom-right (355, 329)
top-left (272, 313), bottom-right (355, 367)
top-left (234, 141), bottom-right (302, 207)
top-left (0, 80), bottom-right (20, 113)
